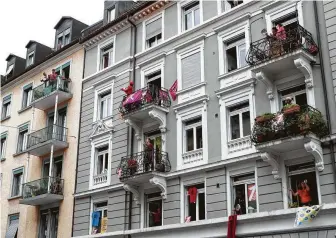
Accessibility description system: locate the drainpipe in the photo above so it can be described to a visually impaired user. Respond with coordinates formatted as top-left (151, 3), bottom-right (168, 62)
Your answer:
top-left (313, 1), bottom-right (336, 192)
top-left (71, 48), bottom-right (85, 237)
top-left (126, 16), bottom-right (137, 237)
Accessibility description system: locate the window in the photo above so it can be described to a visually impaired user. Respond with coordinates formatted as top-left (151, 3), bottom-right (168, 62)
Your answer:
top-left (64, 29), bottom-right (71, 46)
top-left (5, 64), bottom-right (14, 78)
top-left (95, 146), bottom-right (109, 176)
top-left (232, 173), bottom-right (257, 215)
top-left (22, 84), bottom-right (33, 109)
top-left (39, 208), bottom-right (59, 238)
top-left (287, 162), bottom-right (319, 207)
top-left (55, 61), bottom-right (71, 79)
top-left (181, 51), bottom-right (201, 89)
top-left (273, 13), bottom-right (298, 32)
top-left (92, 201), bottom-right (108, 234)
top-left (17, 124), bottom-right (29, 153)
top-left (146, 70), bottom-right (161, 88)
top-left (100, 43), bottom-right (114, 70)
top-left (222, 0), bottom-right (243, 11)
top-left (42, 156), bottom-right (63, 178)
top-left (2, 94), bottom-right (11, 119)
top-left (11, 168), bottom-right (23, 197)
top-left (57, 28), bottom-right (71, 49)
top-left (280, 85), bottom-right (307, 107)
top-left (107, 8), bottom-right (115, 22)
top-left (225, 36), bottom-right (246, 72)
top-left (98, 91), bottom-right (112, 119)
top-left (1, 133), bottom-right (7, 160)
top-left (185, 183), bottom-right (205, 221)
top-left (27, 52), bottom-right (34, 67)
top-left (182, 2), bottom-right (200, 31)
top-left (6, 214), bottom-right (19, 238)
top-left (229, 102), bottom-right (250, 140)
top-left (57, 34), bottom-right (63, 49)
top-left (184, 117), bottom-right (202, 152)
top-left (145, 16), bottom-right (162, 49)
top-left (146, 192), bottom-right (162, 227)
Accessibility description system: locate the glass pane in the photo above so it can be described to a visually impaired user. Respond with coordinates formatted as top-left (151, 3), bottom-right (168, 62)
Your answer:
top-left (186, 128), bottom-right (194, 151)
top-left (233, 184), bottom-right (246, 215)
top-left (295, 93), bottom-right (307, 106)
top-left (230, 114), bottom-right (240, 140)
top-left (242, 111), bottom-right (251, 136)
top-left (185, 12), bottom-right (192, 30)
top-left (198, 192), bottom-right (205, 220)
top-left (148, 199), bottom-right (162, 227)
top-left (107, 97), bottom-right (112, 117)
top-left (100, 100), bottom-right (105, 119)
top-left (227, 47), bottom-right (238, 72)
top-left (188, 195), bottom-right (196, 221)
top-left (194, 8), bottom-right (200, 26)
top-left (238, 44), bottom-right (247, 68)
top-left (39, 213), bottom-right (48, 238)
top-left (97, 155), bottom-right (104, 174)
top-left (104, 154), bottom-right (108, 170)
top-left (247, 183), bottom-right (257, 213)
top-left (196, 126), bottom-right (202, 149)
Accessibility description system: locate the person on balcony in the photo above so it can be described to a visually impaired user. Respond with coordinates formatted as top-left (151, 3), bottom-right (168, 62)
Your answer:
top-left (144, 138), bottom-right (154, 171)
top-left (290, 180), bottom-right (312, 206)
top-left (121, 81), bottom-right (134, 96)
top-left (267, 27), bottom-right (281, 58)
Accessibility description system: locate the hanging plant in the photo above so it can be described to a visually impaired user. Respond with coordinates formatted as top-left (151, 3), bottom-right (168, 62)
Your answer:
top-left (283, 104), bottom-right (300, 115)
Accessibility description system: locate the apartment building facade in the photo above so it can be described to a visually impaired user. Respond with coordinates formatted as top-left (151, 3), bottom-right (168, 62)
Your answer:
top-left (1, 17), bottom-right (87, 238)
top-left (73, 0), bottom-right (336, 237)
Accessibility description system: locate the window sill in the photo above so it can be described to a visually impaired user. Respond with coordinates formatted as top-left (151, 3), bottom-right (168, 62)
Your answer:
top-left (13, 150), bottom-right (27, 157)
top-left (8, 195), bottom-right (22, 201)
top-left (218, 66), bottom-right (250, 81)
top-left (92, 115), bottom-right (113, 125)
top-left (1, 116), bottom-right (10, 122)
top-left (18, 105), bottom-right (32, 114)
top-left (176, 82), bottom-right (206, 95)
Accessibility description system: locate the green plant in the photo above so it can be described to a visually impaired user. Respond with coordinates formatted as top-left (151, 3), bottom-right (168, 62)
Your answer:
top-left (255, 113), bottom-right (275, 123)
top-left (283, 103), bottom-right (299, 110)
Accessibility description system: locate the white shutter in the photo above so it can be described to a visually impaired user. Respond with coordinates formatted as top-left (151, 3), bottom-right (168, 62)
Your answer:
top-left (181, 52), bottom-right (201, 89)
top-left (146, 17), bottom-right (162, 40)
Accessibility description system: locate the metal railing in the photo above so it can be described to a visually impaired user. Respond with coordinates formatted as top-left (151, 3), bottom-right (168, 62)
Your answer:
top-left (32, 76), bottom-right (71, 102)
top-left (119, 85), bottom-right (171, 116)
top-left (246, 24), bottom-right (318, 66)
top-left (251, 105), bottom-right (328, 144)
top-left (27, 125), bottom-right (68, 148)
top-left (117, 150), bottom-right (171, 181)
top-left (22, 177), bottom-right (64, 199)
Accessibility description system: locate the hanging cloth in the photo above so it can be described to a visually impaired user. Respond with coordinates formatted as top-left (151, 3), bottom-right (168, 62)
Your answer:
top-left (188, 187), bottom-right (197, 203)
top-left (91, 211), bottom-right (101, 227)
top-left (227, 214), bottom-right (238, 238)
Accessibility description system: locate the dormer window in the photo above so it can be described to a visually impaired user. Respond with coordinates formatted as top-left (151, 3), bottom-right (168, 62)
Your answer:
top-left (5, 64), bottom-right (14, 78)
top-left (27, 52), bottom-right (34, 67)
top-left (107, 8), bottom-right (115, 22)
top-left (57, 28), bottom-right (71, 49)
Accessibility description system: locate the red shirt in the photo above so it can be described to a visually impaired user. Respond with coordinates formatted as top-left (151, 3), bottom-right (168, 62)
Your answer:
top-left (122, 85), bottom-right (133, 96)
top-left (153, 210), bottom-right (161, 223)
top-left (48, 72), bottom-right (58, 81)
top-left (276, 26), bottom-right (286, 40)
top-left (298, 189), bottom-right (312, 204)
top-left (188, 187), bottom-right (197, 204)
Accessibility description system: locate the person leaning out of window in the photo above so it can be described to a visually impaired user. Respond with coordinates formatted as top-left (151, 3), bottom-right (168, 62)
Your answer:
top-left (289, 180), bottom-right (312, 206)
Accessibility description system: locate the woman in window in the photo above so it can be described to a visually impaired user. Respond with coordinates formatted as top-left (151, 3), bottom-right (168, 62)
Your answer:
top-left (234, 190), bottom-right (246, 215)
top-left (290, 180), bottom-right (312, 206)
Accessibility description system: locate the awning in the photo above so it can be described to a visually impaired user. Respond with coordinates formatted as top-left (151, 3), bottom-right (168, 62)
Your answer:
top-left (5, 64), bottom-right (14, 76)
top-left (5, 219), bottom-right (19, 238)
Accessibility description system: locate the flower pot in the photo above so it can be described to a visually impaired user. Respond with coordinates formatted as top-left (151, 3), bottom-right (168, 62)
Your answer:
top-left (283, 105), bottom-right (300, 115)
top-left (256, 115), bottom-right (274, 123)
top-left (257, 135), bottom-right (264, 143)
top-left (155, 163), bottom-right (165, 172)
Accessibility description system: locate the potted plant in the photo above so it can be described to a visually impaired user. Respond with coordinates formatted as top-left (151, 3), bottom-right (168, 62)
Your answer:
top-left (127, 158), bottom-right (138, 175)
top-left (155, 163), bottom-right (165, 172)
top-left (283, 103), bottom-right (300, 115)
top-left (255, 113), bottom-right (275, 123)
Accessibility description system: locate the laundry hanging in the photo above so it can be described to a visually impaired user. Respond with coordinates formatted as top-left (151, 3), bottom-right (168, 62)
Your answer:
top-left (227, 214), bottom-right (237, 238)
top-left (188, 187), bottom-right (197, 203)
top-left (294, 204), bottom-right (323, 227)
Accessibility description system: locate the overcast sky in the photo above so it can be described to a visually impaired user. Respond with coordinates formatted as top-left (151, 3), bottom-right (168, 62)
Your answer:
top-left (0, 0), bottom-right (105, 75)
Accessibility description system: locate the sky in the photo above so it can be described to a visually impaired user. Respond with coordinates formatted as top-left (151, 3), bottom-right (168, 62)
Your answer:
top-left (0, 0), bottom-right (106, 75)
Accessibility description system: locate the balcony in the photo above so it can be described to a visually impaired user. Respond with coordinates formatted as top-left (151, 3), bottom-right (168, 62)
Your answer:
top-left (251, 105), bottom-right (328, 173)
top-left (117, 150), bottom-right (171, 202)
top-left (20, 177), bottom-right (64, 206)
top-left (246, 25), bottom-right (318, 76)
top-left (31, 77), bottom-right (72, 110)
top-left (27, 125), bottom-right (68, 156)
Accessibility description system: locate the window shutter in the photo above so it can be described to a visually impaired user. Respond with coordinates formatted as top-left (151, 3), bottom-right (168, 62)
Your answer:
top-left (181, 52), bottom-right (201, 89)
top-left (19, 124), bottom-right (29, 132)
top-left (62, 61), bottom-right (71, 69)
top-left (13, 168), bottom-right (23, 175)
top-left (23, 83), bottom-right (33, 91)
top-left (3, 95), bottom-right (11, 104)
top-left (146, 17), bottom-right (162, 40)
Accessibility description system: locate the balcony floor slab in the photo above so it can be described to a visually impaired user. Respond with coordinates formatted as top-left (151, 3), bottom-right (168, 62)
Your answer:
top-left (20, 193), bottom-right (63, 206)
top-left (32, 91), bottom-right (72, 111)
top-left (27, 140), bottom-right (68, 157)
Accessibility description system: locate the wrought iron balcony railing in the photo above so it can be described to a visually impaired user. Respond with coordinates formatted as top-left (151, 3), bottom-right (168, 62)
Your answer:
top-left (32, 76), bottom-right (71, 102)
top-left (22, 177), bottom-right (64, 199)
top-left (27, 125), bottom-right (68, 148)
top-left (251, 105), bottom-right (328, 144)
top-left (119, 86), bottom-right (171, 116)
top-left (246, 24), bottom-right (318, 66)
top-left (117, 150), bottom-right (171, 181)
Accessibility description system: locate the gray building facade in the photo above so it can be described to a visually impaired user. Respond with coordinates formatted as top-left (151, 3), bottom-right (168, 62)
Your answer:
top-left (73, 1), bottom-right (336, 237)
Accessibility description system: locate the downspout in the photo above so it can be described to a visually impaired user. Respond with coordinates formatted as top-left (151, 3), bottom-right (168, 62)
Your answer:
top-left (126, 16), bottom-right (137, 237)
top-left (313, 1), bottom-right (336, 192)
top-left (71, 47), bottom-right (86, 237)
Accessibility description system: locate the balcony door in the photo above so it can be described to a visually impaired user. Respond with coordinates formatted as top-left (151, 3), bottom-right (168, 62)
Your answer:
top-left (146, 133), bottom-right (162, 152)
top-left (47, 108), bottom-right (67, 141)
top-left (146, 70), bottom-right (162, 102)
top-left (42, 156), bottom-right (63, 178)
top-left (38, 208), bottom-right (59, 238)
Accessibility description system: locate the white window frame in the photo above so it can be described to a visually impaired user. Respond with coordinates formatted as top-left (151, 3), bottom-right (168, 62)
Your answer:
top-left (177, 41), bottom-right (205, 91)
top-left (97, 37), bottom-right (116, 72)
top-left (183, 118), bottom-right (202, 153)
top-left (184, 185), bottom-right (205, 221)
top-left (143, 12), bottom-right (164, 51)
top-left (228, 103), bottom-right (250, 141)
top-left (21, 82), bottom-right (33, 109)
top-left (93, 81), bottom-right (114, 122)
top-left (225, 37), bottom-right (247, 72)
top-left (16, 123), bottom-right (29, 153)
top-left (107, 7), bottom-right (116, 22)
top-left (98, 91), bottom-right (112, 120)
top-left (95, 146), bottom-right (109, 176)
top-left (226, 163), bottom-right (259, 215)
top-left (140, 59), bottom-right (165, 88)
top-left (10, 167), bottom-right (24, 198)
top-left (27, 51), bottom-right (34, 67)
top-left (89, 136), bottom-right (112, 189)
top-left (89, 197), bottom-right (108, 235)
top-left (1, 134), bottom-right (7, 159)
top-left (178, 1), bottom-right (203, 33)
top-left (1, 93), bottom-right (12, 119)
top-left (145, 192), bottom-right (163, 228)
top-left (176, 102), bottom-right (208, 170)
top-left (265, 1), bottom-right (304, 34)
top-left (279, 85), bottom-right (307, 107)
top-left (218, 21), bottom-right (249, 75)
top-left (217, 0), bottom-right (245, 14)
